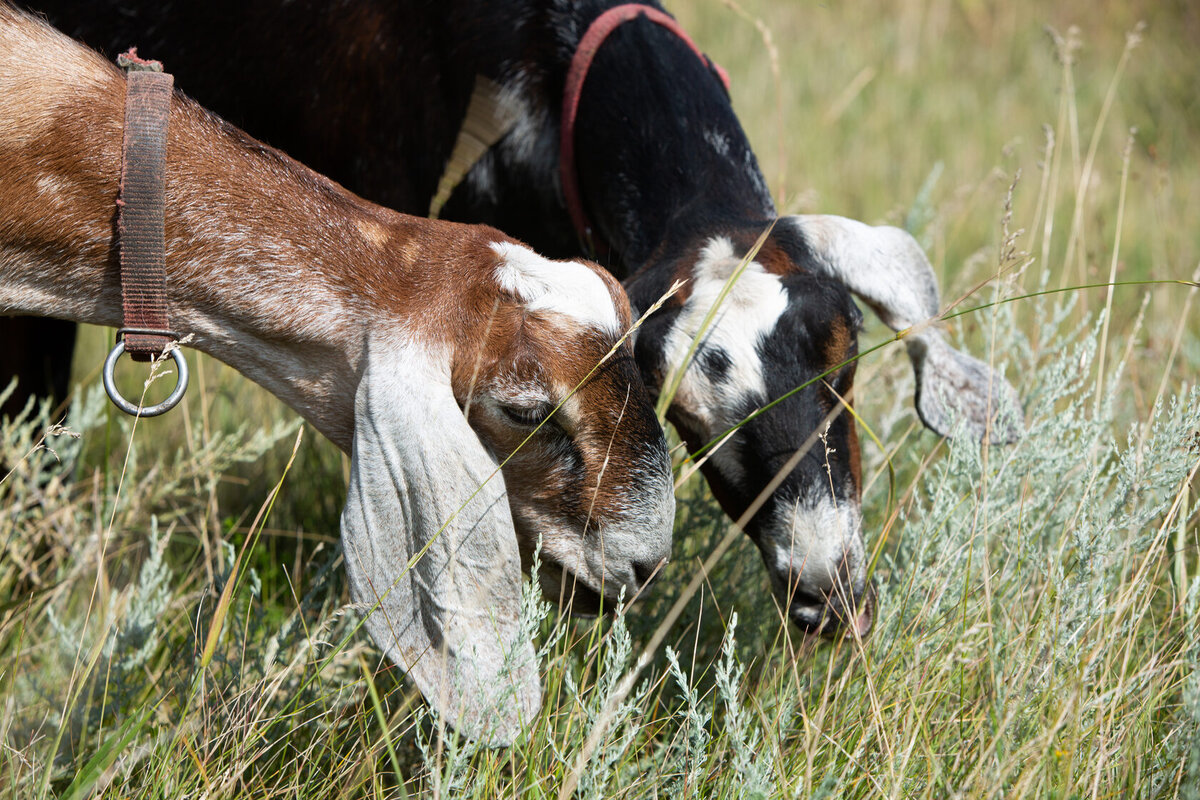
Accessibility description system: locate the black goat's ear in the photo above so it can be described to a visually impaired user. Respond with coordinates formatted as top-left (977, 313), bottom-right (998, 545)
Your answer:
top-left (341, 337), bottom-right (540, 745)
top-left (785, 214), bottom-right (1023, 444)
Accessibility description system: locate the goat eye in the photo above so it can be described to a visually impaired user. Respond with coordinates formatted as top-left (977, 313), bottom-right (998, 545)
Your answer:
top-left (500, 402), bottom-right (553, 427)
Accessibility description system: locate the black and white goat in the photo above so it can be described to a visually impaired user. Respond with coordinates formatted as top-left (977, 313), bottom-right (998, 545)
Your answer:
top-left (0, 3), bottom-right (675, 743)
top-left (18, 0), bottom-right (1022, 636)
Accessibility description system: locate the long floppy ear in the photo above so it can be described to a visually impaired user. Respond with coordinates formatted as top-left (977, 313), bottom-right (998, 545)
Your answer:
top-left (788, 214), bottom-right (1023, 443)
top-left (340, 338), bottom-right (540, 745)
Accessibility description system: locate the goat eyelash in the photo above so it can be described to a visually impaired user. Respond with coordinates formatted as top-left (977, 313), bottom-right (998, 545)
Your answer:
top-left (500, 402), bottom-right (554, 427)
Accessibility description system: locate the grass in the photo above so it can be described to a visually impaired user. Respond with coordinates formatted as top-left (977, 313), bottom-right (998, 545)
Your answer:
top-left (3, 0), bottom-right (1200, 796)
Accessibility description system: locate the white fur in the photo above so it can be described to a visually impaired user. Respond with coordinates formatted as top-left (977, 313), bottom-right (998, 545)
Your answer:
top-left (341, 336), bottom-right (539, 745)
top-left (704, 128), bottom-right (730, 157)
top-left (491, 241), bottom-right (619, 334)
top-left (761, 485), bottom-right (864, 600)
top-left (499, 70), bottom-right (563, 197)
top-left (660, 236), bottom-right (789, 481)
top-left (787, 215), bottom-right (941, 330)
top-left (495, 71), bottom-right (554, 171)
top-left (582, 463), bottom-right (675, 591)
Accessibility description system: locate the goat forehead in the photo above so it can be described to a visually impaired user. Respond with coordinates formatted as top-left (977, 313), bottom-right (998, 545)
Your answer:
top-left (663, 237), bottom-right (789, 421)
top-left (490, 241), bottom-right (620, 335)
top-left (486, 315), bottom-right (624, 392)
top-left (689, 237), bottom-right (791, 326)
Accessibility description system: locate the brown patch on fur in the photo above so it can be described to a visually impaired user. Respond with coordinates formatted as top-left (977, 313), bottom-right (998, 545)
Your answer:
top-left (823, 315), bottom-right (854, 376)
top-left (0, 5), bottom-right (115, 150)
top-left (750, 238), bottom-right (798, 276)
top-left (665, 245), bottom-right (708, 305)
top-left (846, 408), bottom-right (862, 494)
top-left (822, 315), bottom-right (860, 492)
top-left (354, 218), bottom-right (390, 248)
top-left (706, 226), bottom-right (798, 278)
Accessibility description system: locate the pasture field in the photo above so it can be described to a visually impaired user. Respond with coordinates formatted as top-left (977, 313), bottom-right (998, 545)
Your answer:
top-left (3, 0), bottom-right (1199, 796)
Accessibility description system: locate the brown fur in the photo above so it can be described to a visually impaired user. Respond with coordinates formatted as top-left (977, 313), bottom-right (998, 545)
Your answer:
top-left (0, 4), bottom-right (659, 563)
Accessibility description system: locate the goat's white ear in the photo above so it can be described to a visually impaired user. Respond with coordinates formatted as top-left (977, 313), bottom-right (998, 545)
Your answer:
top-left (788, 214), bottom-right (1023, 443)
top-left (340, 340), bottom-right (539, 745)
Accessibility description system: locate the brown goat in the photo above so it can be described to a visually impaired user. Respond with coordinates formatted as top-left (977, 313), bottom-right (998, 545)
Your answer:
top-left (0, 4), bottom-right (675, 744)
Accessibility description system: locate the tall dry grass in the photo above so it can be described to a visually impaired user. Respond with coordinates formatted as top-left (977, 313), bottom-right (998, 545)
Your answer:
top-left (3, 0), bottom-right (1199, 797)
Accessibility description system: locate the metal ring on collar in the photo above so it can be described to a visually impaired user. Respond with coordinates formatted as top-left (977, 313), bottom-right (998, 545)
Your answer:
top-left (102, 340), bottom-right (189, 417)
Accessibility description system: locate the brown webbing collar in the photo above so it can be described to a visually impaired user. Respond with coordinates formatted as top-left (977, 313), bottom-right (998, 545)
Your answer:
top-left (101, 49), bottom-right (188, 418)
top-left (116, 49), bottom-right (176, 362)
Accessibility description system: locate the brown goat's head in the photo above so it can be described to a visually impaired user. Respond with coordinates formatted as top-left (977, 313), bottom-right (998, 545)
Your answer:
top-left (341, 235), bottom-right (673, 744)
top-left (461, 241), bottom-right (674, 611)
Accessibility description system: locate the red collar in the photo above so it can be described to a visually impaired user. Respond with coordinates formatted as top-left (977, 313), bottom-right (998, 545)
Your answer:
top-left (559, 4), bottom-right (731, 253)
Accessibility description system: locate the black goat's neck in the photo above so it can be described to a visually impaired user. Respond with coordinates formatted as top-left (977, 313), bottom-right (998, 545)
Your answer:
top-left (565, 8), bottom-right (776, 275)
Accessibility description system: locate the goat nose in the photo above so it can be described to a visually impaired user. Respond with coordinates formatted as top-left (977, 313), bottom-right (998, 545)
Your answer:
top-left (632, 557), bottom-right (666, 589)
top-left (824, 580), bottom-right (874, 638)
top-left (788, 578), bottom-right (874, 638)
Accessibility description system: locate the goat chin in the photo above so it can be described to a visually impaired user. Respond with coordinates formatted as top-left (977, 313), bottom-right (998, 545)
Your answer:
top-left (537, 564), bottom-right (627, 618)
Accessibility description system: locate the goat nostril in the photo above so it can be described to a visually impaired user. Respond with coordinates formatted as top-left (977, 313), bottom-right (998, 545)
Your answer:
top-left (632, 558), bottom-right (664, 588)
top-left (787, 579), bottom-right (873, 637)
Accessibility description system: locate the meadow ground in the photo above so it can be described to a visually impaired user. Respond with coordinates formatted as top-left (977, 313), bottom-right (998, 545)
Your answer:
top-left (2, 0), bottom-right (1199, 796)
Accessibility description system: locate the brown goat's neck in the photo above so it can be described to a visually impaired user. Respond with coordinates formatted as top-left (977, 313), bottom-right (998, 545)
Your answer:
top-left (0, 7), bottom-right (456, 450)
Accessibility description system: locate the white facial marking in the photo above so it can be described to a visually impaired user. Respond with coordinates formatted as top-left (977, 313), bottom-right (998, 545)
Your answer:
top-left (489, 379), bottom-right (552, 409)
top-left (763, 485), bottom-right (864, 598)
top-left (491, 241), bottom-right (620, 334)
top-left (661, 236), bottom-right (789, 480)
